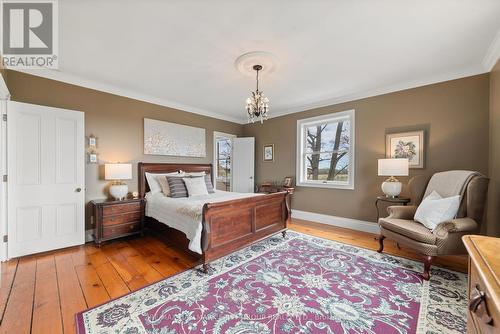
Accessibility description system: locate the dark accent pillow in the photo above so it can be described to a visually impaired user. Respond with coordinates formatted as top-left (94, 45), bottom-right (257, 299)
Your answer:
top-left (166, 176), bottom-right (188, 198)
top-left (205, 174), bottom-right (215, 193)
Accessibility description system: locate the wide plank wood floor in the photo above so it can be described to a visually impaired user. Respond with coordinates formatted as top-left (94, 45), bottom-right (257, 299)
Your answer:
top-left (0, 219), bottom-right (468, 333)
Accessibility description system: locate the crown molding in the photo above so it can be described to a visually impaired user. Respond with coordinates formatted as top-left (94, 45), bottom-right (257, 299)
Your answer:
top-left (267, 64), bottom-right (487, 121)
top-left (483, 29), bottom-right (500, 71)
top-left (10, 69), bottom-right (244, 124)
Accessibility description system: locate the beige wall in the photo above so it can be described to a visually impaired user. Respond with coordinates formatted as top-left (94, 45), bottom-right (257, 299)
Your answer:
top-left (3, 70), bottom-right (494, 233)
top-left (488, 60), bottom-right (500, 236)
top-left (4, 70), bottom-right (243, 230)
top-left (243, 74), bottom-right (490, 226)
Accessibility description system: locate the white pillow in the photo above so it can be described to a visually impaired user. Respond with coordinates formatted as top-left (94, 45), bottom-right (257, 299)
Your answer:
top-left (145, 171), bottom-right (183, 194)
top-left (185, 171), bottom-right (206, 177)
top-left (182, 176), bottom-right (208, 196)
top-left (414, 191), bottom-right (460, 230)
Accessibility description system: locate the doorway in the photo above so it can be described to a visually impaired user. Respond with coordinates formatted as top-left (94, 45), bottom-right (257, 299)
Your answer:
top-left (213, 131), bottom-right (236, 191)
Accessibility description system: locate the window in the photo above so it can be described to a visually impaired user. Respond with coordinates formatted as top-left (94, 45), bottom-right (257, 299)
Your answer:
top-left (213, 132), bottom-right (236, 191)
top-left (296, 110), bottom-right (355, 189)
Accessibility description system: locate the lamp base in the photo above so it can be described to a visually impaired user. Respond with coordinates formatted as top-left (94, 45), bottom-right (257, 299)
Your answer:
top-left (109, 184), bottom-right (128, 201)
top-left (381, 177), bottom-right (402, 198)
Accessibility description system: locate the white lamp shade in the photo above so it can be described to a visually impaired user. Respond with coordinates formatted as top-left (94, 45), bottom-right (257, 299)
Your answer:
top-left (378, 158), bottom-right (409, 176)
top-left (105, 163), bottom-right (132, 180)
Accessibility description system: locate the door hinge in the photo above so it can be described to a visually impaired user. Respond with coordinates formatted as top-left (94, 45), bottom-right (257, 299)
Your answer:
top-left (2, 114), bottom-right (6, 121)
top-left (2, 175), bottom-right (6, 182)
top-left (3, 235), bottom-right (7, 243)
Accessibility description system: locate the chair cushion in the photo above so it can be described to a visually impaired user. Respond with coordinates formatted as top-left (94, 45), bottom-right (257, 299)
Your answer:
top-left (379, 218), bottom-right (436, 245)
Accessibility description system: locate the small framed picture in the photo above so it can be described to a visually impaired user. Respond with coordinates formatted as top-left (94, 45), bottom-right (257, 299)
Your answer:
top-left (386, 130), bottom-right (425, 169)
top-left (283, 176), bottom-right (293, 187)
top-left (88, 153), bottom-right (98, 164)
top-left (263, 144), bottom-right (274, 162)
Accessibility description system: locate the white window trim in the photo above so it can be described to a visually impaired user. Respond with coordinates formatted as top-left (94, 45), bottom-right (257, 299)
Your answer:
top-left (296, 109), bottom-right (355, 190)
top-left (213, 131), bottom-right (236, 181)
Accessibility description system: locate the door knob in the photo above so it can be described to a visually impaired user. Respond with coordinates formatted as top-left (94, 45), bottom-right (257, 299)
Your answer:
top-left (75, 187), bottom-right (82, 192)
top-left (249, 176), bottom-right (253, 179)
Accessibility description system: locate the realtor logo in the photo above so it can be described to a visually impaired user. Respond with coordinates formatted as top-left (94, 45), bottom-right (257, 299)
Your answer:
top-left (1, 0), bottom-right (58, 68)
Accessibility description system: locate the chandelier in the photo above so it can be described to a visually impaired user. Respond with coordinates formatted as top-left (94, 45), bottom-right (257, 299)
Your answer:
top-left (245, 65), bottom-right (269, 123)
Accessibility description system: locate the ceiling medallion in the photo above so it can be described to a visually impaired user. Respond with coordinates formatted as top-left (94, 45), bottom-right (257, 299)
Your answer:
top-left (245, 64), bottom-right (269, 123)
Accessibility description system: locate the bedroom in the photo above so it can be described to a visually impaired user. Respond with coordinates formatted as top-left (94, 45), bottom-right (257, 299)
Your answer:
top-left (0, 1), bottom-right (499, 333)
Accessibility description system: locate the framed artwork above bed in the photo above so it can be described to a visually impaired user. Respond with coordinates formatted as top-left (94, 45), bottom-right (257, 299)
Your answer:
top-left (144, 118), bottom-right (206, 157)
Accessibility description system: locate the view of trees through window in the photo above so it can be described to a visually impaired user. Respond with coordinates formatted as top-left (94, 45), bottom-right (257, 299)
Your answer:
top-left (217, 138), bottom-right (231, 181)
top-left (305, 120), bottom-right (350, 182)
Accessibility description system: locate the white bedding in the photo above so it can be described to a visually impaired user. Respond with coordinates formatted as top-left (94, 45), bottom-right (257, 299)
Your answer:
top-left (145, 190), bottom-right (262, 254)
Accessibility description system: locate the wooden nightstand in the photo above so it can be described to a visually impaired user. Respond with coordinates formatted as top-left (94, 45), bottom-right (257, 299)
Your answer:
top-left (90, 198), bottom-right (145, 246)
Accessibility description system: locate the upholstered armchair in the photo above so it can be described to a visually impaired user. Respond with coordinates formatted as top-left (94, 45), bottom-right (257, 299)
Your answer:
top-left (377, 172), bottom-right (489, 280)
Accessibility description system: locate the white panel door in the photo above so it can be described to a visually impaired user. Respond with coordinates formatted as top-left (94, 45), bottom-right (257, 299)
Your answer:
top-left (231, 137), bottom-right (255, 193)
top-left (7, 101), bottom-right (85, 258)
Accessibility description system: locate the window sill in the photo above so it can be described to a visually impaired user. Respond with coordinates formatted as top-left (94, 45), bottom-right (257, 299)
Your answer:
top-left (296, 181), bottom-right (354, 190)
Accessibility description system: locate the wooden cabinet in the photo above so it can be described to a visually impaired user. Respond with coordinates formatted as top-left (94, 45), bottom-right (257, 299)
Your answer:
top-left (463, 235), bottom-right (500, 334)
top-left (91, 198), bottom-right (145, 246)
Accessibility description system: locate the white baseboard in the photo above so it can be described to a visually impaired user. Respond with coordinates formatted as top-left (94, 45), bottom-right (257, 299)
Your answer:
top-left (291, 209), bottom-right (380, 234)
top-left (85, 229), bottom-right (95, 242)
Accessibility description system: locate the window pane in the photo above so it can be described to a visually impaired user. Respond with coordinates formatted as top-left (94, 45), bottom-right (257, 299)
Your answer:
top-left (217, 138), bottom-right (231, 179)
top-left (217, 159), bottom-right (230, 179)
top-left (305, 120), bottom-right (350, 154)
top-left (217, 139), bottom-right (231, 158)
top-left (305, 151), bottom-right (349, 182)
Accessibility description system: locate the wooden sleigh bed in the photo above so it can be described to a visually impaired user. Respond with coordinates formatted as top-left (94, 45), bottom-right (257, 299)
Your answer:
top-left (138, 163), bottom-right (290, 273)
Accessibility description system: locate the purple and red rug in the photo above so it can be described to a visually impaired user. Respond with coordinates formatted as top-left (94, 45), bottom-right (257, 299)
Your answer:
top-left (76, 232), bottom-right (467, 334)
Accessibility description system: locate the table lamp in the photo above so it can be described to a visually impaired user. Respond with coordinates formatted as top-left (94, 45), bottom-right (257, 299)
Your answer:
top-left (377, 158), bottom-right (409, 197)
top-left (105, 163), bottom-right (132, 200)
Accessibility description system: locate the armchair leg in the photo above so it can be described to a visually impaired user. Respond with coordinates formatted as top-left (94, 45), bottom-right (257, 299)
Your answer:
top-left (377, 235), bottom-right (385, 253)
top-left (422, 256), bottom-right (434, 281)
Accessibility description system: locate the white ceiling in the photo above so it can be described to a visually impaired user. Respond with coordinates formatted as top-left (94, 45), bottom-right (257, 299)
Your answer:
top-left (18, 0), bottom-right (500, 123)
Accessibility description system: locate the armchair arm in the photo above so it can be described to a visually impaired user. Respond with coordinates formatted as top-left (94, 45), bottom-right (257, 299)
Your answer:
top-left (386, 205), bottom-right (417, 220)
top-left (433, 217), bottom-right (478, 237)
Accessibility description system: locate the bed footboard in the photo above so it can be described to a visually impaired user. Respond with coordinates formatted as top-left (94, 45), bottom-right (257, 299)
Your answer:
top-left (200, 191), bottom-right (290, 272)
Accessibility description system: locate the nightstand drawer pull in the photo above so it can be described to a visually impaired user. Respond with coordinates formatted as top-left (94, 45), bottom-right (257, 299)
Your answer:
top-left (469, 284), bottom-right (493, 324)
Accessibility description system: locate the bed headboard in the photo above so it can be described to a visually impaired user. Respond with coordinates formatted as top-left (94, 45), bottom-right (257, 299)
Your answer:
top-left (138, 162), bottom-right (213, 198)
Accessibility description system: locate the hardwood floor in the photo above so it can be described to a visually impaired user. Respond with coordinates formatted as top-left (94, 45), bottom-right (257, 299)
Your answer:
top-left (0, 219), bottom-right (468, 333)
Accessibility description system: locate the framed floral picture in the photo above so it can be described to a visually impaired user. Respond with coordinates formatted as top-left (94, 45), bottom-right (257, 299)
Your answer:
top-left (263, 144), bottom-right (274, 162)
top-left (386, 130), bottom-right (425, 168)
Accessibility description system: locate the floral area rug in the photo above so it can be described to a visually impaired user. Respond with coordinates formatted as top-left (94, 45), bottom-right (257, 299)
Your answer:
top-left (76, 231), bottom-right (467, 334)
